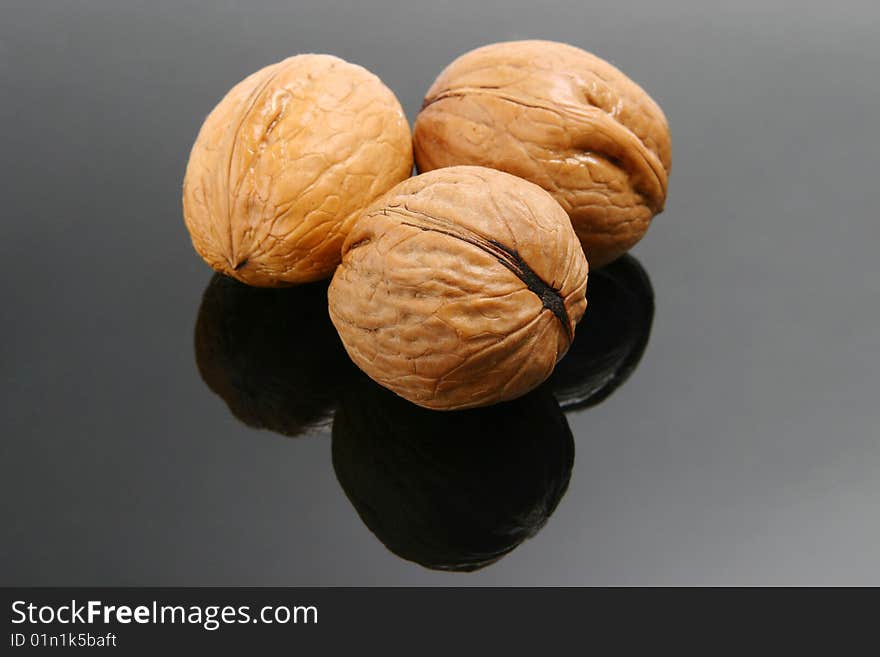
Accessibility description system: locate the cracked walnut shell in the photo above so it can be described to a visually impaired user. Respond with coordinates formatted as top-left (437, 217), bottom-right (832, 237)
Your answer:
top-left (328, 166), bottom-right (589, 410)
top-left (413, 40), bottom-right (671, 268)
top-left (183, 54), bottom-right (413, 286)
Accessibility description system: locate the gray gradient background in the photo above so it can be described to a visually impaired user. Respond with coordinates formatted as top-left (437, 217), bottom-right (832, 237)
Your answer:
top-left (2, 0), bottom-right (879, 585)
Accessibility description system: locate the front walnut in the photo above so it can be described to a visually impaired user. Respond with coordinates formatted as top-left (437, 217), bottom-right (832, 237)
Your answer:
top-left (414, 40), bottom-right (671, 268)
top-left (183, 54), bottom-right (413, 286)
top-left (328, 166), bottom-right (589, 411)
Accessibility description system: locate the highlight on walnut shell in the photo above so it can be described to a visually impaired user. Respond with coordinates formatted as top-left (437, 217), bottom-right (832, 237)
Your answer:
top-left (183, 54), bottom-right (413, 286)
top-left (413, 40), bottom-right (671, 268)
top-left (328, 165), bottom-right (589, 411)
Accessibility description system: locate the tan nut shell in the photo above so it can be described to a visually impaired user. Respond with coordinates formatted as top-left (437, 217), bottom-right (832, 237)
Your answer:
top-left (414, 40), bottom-right (671, 268)
top-left (328, 166), bottom-right (589, 410)
top-left (183, 54), bottom-right (413, 286)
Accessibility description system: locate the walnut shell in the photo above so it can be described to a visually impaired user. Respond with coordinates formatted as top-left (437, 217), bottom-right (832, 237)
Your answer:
top-left (328, 165), bottom-right (589, 410)
top-left (413, 40), bottom-right (671, 268)
top-left (183, 54), bottom-right (413, 286)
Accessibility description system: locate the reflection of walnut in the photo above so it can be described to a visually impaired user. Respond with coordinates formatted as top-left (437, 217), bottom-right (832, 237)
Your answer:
top-left (548, 254), bottom-right (654, 411)
top-left (194, 275), bottom-right (356, 437)
top-left (328, 166), bottom-right (589, 411)
top-left (332, 380), bottom-right (574, 571)
top-left (414, 40), bottom-right (671, 268)
top-left (183, 55), bottom-right (412, 286)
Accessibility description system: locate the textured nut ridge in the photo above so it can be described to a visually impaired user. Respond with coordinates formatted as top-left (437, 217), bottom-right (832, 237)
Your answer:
top-left (414, 40), bottom-right (671, 268)
top-left (183, 54), bottom-right (413, 286)
top-left (328, 166), bottom-right (589, 410)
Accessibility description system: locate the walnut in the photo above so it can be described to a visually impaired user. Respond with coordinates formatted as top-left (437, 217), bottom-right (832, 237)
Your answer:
top-left (327, 165), bottom-right (589, 410)
top-left (332, 377), bottom-right (574, 571)
top-left (183, 54), bottom-right (413, 286)
top-left (413, 40), bottom-right (671, 268)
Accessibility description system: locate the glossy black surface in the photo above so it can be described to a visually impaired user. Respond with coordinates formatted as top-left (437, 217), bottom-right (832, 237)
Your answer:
top-left (2, 0), bottom-right (879, 585)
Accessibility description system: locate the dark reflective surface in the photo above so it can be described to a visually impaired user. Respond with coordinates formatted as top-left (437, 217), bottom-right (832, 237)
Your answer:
top-left (3, 0), bottom-right (880, 585)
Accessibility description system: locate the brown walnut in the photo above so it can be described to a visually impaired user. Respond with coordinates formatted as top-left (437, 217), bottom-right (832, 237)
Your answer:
top-left (413, 40), bottom-right (671, 268)
top-left (183, 54), bottom-right (413, 286)
top-left (328, 166), bottom-right (589, 410)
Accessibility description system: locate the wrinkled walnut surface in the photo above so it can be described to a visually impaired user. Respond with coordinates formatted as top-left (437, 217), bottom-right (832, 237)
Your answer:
top-left (183, 54), bottom-right (413, 286)
top-left (414, 40), bottom-right (671, 268)
top-left (328, 166), bottom-right (589, 410)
